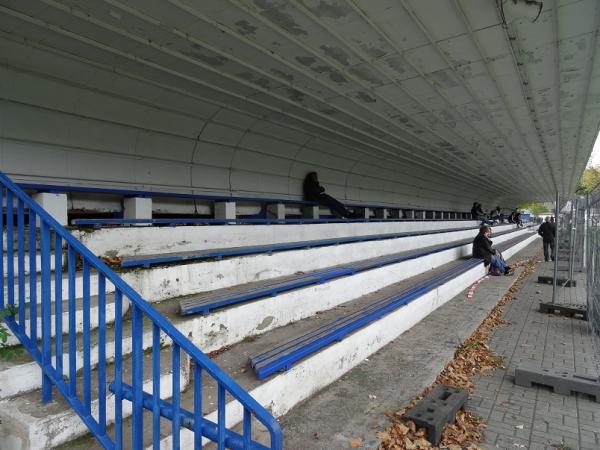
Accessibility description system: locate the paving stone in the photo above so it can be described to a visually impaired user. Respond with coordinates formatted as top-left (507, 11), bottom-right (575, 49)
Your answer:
top-left (469, 253), bottom-right (600, 449)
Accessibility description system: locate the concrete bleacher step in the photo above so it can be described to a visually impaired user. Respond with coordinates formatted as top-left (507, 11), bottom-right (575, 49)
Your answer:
top-left (75, 220), bottom-right (480, 259)
top-left (3, 271), bottom-right (108, 304)
top-left (2, 254), bottom-right (56, 276)
top-left (119, 225), bottom-right (482, 268)
top-left (0, 347), bottom-right (191, 450)
top-left (4, 291), bottom-right (128, 347)
top-left (176, 226), bottom-right (523, 316)
top-left (125, 224), bottom-right (516, 303)
top-left (58, 231), bottom-right (538, 449)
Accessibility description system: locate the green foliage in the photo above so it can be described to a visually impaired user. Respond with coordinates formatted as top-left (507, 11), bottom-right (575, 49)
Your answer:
top-left (576, 166), bottom-right (600, 194)
top-left (0, 305), bottom-right (22, 360)
top-left (518, 202), bottom-right (549, 215)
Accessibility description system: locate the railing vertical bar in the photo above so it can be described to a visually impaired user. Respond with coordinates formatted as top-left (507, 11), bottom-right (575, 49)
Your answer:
top-left (55, 234), bottom-right (63, 379)
top-left (194, 364), bottom-right (202, 450)
top-left (7, 192), bottom-right (14, 308)
top-left (17, 199), bottom-right (25, 333)
top-left (68, 245), bottom-right (77, 397)
top-left (0, 188), bottom-right (4, 311)
top-left (132, 304), bottom-right (143, 450)
top-left (172, 343), bottom-right (181, 450)
top-left (98, 274), bottom-right (107, 435)
top-left (82, 259), bottom-right (91, 415)
top-left (243, 407), bottom-right (252, 447)
top-left (152, 323), bottom-right (161, 450)
top-left (29, 210), bottom-right (37, 343)
top-left (114, 290), bottom-right (123, 450)
top-left (40, 221), bottom-right (52, 403)
top-left (217, 383), bottom-right (225, 450)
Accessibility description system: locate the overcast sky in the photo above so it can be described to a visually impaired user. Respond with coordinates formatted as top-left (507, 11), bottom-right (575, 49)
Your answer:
top-left (587, 131), bottom-right (600, 167)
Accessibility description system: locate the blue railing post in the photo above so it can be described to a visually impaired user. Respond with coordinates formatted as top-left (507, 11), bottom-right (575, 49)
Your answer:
top-left (0, 188), bottom-right (4, 311)
top-left (67, 245), bottom-right (77, 397)
top-left (97, 274), bottom-right (107, 436)
top-left (6, 192), bottom-right (14, 309)
top-left (55, 233), bottom-right (63, 379)
top-left (132, 303), bottom-right (144, 450)
top-left (114, 290), bottom-right (124, 450)
top-left (40, 221), bottom-right (52, 403)
top-left (17, 199), bottom-right (25, 334)
top-left (82, 260), bottom-right (92, 415)
top-left (29, 210), bottom-right (37, 342)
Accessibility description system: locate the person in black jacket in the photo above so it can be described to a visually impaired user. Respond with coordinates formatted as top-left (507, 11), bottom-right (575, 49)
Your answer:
top-left (472, 225), bottom-right (512, 275)
top-left (303, 172), bottom-right (351, 218)
top-left (538, 216), bottom-right (556, 262)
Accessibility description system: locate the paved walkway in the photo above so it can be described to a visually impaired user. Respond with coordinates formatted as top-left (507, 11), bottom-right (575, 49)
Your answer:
top-left (468, 261), bottom-right (600, 450)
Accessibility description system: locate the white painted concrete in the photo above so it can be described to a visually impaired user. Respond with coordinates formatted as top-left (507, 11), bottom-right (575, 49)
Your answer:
top-left (127, 224), bottom-right (514, 302)
top-left (32, 193), bottom-right (68, 226)
top-left (0, 358), bottom-right (190, 450)
top-left (74, 220), bottom-right (478, 257)
top-left (266, 203), bottom-right (286, 219)
top-left (214, 201), bottom-right (236, 220)
top-left (182, 229), bottom-right (531, 353)
top-left (123, 197), bottom-right (152, 222)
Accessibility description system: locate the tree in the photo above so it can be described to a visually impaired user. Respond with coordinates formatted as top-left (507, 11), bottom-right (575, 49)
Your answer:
top-left (576, 166), bottom-right (600, 194)
top-left (518, 202), bottom-right (550, 215)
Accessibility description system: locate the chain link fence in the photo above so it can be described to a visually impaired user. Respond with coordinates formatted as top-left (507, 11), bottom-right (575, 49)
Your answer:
top-left (585, 189), bottom-right (600, 374)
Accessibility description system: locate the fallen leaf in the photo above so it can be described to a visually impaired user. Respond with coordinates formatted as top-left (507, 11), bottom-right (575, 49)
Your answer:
top-left (349, 437), bottom-right (362, 448)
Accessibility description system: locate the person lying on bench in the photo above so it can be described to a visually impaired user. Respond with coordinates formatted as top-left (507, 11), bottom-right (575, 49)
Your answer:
top-left (472, 225), bottom-right (513, 276)
top-left (303, 172), bottom-right (351, 219)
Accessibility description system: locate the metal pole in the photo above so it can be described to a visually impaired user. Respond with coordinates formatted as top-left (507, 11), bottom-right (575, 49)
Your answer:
top-left (552, 191), bottom-right (560, 304)
top-left (583, 194), bottom-right (589, 270)
top-left (569, 199), bottom-right (577, 282)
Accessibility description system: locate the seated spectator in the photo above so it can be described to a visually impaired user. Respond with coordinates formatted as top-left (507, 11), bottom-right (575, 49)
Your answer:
top-left (472, 225), bottom-right (513, 275)
top-left (509, 209), bottom-right (523, 228)
top-left (491, 206), bottom-right (505, 223)
top-left (303, 172), bottom-right (351, 218)
top-left (471, 202), bottom-right (493, 225)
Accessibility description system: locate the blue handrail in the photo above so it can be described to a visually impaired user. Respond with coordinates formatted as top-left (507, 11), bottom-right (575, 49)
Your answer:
top-left (0, 170), bottom-right (282, 449)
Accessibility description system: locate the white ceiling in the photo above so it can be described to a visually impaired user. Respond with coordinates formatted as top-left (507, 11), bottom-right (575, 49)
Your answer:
top-left (0, 0), bottom-right (599, 204)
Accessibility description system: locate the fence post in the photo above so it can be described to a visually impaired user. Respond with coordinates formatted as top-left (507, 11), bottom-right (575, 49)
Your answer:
top-left (552, 192), bottom-right (560, 304)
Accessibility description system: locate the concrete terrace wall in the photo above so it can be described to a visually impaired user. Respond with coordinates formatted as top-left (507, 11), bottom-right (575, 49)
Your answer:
top-left (0, 35), bottom-right (490, 212)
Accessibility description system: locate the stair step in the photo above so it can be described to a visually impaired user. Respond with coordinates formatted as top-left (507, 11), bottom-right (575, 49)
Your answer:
top-left (0, 345), bottom-right (191, 450)
top-left (4, 292), bottom-right (128, 347)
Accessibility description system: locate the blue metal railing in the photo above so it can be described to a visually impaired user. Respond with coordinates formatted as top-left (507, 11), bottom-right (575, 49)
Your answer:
top-left (0, 170), bottom-right (282, 449)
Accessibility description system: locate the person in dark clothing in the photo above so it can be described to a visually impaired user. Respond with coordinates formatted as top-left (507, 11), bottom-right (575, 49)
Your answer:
top-left (538, 216), bottom-right (556, 262)
top-left (472, 225), bottom-right (512, 275)
top-left (471, 202), bottom-right (490, 224)
top-left (303, 172), bottom-right (351, 218)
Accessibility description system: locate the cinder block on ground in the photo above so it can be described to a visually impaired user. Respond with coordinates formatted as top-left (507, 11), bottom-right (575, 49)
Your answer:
top-left (539, 302), bottom-right (587, 320)
top-left (537, 276), bottom-right (576, 287)
top-left (515, 364), bottom-right (600, 403)
top-left (404, 384), bottom-right (468, 445)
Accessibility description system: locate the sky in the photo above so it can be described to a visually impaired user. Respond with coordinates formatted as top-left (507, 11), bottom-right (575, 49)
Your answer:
top-left (586, 131), bottom-right (600, 167)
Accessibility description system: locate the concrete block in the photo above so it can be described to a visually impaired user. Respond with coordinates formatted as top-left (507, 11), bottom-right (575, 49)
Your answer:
top-left (267, 203), bottom-right (286, 219)
top-left (215, 201), bottom-right (236, 220)
top-left (537, 276), bottom-right (576, 287)
top-left (539, 302), bottom-right (587, 320)
top-left (387, 209), bottom-right (401, 219)
top-left (404, 385), bottom-right (468, 445)
top-left (354, 207), bottom-right (371, 219)
top-left (123, 197), bottom-right (152, 222)
top-left (302, 205), bottom-right (319, 219)
top-left (32, 192), bottom-right (68, 226)
top-left (374, 208), bottom-right (388, 219)
top-left (515, 364), bottom-right (600, 402)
